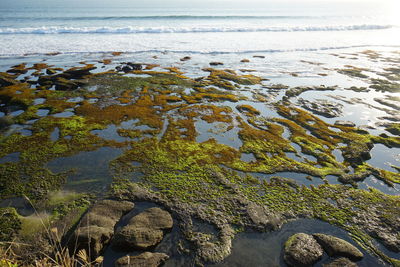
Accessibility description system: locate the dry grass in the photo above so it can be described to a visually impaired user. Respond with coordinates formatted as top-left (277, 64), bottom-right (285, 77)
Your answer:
top-left (1, 197), bottom-right (101, 267)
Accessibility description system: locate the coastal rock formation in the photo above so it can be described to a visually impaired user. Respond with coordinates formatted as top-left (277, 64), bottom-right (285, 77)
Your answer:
top-left (180, 56), bottom-right (191, 61)
top-left (209, 62), bottom-right (224, 66)
top-left (297, 98), bottom-right (343, 118)
top-left (112, 207), bottom-right (173, 250)
top-left (283, 233), bottom-right (324, 267)
top-left (323, 257), bottom-right (358, 267)
top-left (0, 73), bottom-right (19, 87)
top-left (334, 120), bottom-right (356, 127)
top-left (70, 200), bottom-right (134, 259)
top-left (115, 252), bottom-right (169, 267)
top-left (313, 233), bottom-right (363, 261)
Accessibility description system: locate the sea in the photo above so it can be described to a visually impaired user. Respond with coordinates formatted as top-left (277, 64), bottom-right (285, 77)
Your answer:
top-left (0, 0), bottom-right (399, 56)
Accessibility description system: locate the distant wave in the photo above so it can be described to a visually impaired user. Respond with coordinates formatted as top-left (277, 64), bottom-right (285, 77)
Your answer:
top-left (0, 24), bottom-right (393, 34)
top-left (2, 45), bottom-right (400, 58)
top-left (0, 15), bottom-right (325, 21)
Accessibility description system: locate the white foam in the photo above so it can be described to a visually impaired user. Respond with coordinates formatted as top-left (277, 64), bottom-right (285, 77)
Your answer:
top-left (0, 24), bottom-right (393, 34)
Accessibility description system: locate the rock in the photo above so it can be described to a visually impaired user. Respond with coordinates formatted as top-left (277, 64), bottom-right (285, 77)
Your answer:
top-left (0, 116), bottom-right (13, 129)
top-left (115, 252), bottom-right (169, 267)
top-left (127, 63), bottom-right (142, 70)
top-left (334, 120), bottom-right (356, 127)
top-left (73, 225), bottom-right (114, 259)
top-left (246, 203), bottom-right (282, 230)
top-left (54, 77), bottom-right (79, 91)
top-left (0, 73), bottom-right (19, 87)
top-left (46, 68), bottom-right (58, 75)
top-left (313, 233), bottom-right (363, 261)
top-left (283, 233), bottom-right (324, 267)
top-left (323, 257), bottom-right (358, 267)
top-left (70, 200), bottom-right (134, 259)
top-left (127, 207), bottom-right (173, 230)
top-left (240, 59), bottom-right (250, 63)
top-left (113, 226), bottom-right (164, 250)
top-left (209, 62), bottom-right (224, 66)
top-left (298, 98), bottom-right (343, 118)
top-left (253, 55), bottom-right (265, 58)
top-left (341, 141), bottom-right (373, 165)
top-left (63, 65), bottom-right (96, 79)
top-left (180, 56), bottom-right (191, 62)
top-left (122, 66), bottom-right (132, 73)
top-left (112, 207), bottom-right (173, 251)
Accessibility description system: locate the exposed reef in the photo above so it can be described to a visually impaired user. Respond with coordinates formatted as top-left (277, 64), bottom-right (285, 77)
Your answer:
top-left (0, 51), bottom-right (399, 266)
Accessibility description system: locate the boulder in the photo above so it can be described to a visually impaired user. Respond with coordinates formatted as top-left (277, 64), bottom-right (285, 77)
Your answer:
top-left (73, 225), bottom-right (114, 259)
top-left (323, 257), bottom-right (358, 267)
top-left (209, 62), bottom-right (224, 66)
top-left (283, 233), bottom-right (324, 267)
top-left (112, 207), bottom-right (173, 251)
top-left (313, 234), bottom-right (363, 261)
top-left (115, 252), bottom-right (169, 267)
top-left (113, 226), bottom-right (164, 250)
top-left (127, 207), bottom-right (173, 230)
top-left (240, 59), bottom-right (250, 63)
top-left (70, 200), bottom-right (134, 259)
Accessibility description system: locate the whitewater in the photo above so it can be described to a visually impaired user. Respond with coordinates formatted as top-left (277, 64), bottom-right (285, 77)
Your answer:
top-left (0, 1), bottom-right (399, 56)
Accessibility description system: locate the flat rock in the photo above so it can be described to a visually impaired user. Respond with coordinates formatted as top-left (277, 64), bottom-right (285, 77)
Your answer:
top-left (323, 257), bottom-right (358, 267)
top-left (298, 98), bottom-right (343, 118)
top-left (127, 207), bottom-right (173, 230)
top-left (334, 120), bottom-right (356, 127)
top-left (313, 233), bottom-right (363, 261)
top-left (209, 62), bottom-right (224, 66)
top-left (115, 252), bottom-right (169, 267)
top-left (283, 233), bottom-right (324, 267)
top-left (113, 226), bottom-right (164, 250)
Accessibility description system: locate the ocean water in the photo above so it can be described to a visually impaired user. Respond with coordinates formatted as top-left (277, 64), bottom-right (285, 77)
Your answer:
top-left (0, 0), bottom-right (399, 56)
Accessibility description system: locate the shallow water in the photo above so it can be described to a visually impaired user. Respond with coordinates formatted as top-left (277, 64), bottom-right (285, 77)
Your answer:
top-left (212, 218), bottom-right (387, 267)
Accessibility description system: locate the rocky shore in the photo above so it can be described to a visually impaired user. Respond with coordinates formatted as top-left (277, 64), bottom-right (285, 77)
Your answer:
top-left (0, 50), bottom-right (399, 266)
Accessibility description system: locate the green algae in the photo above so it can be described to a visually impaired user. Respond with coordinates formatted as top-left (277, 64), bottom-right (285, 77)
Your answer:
top-left (0, 207), bottom-right (21, 241)
top-left (1, 59), bottom-right (400, 265)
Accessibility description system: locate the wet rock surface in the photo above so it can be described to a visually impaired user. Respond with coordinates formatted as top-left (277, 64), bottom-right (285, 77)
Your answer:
top-left (112, 207), bottom-right (173, 250)
top-left (283, 233), bottom-right (324, 267)
top-left (323, 257), bottom-right (358, 267)
top-left (70, 200), bottom-right (134, 259)
top-left (115, 252), bottom-right (169, 267)
top-left (298, 98), bottom-right (343, 118)
top-left (313, 233), bottom-right (363, 261)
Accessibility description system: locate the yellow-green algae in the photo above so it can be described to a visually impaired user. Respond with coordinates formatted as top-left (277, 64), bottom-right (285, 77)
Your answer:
top-left (1, 62), bottom-right (399, 265)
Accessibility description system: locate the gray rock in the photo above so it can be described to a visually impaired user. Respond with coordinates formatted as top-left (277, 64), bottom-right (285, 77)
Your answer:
top-left (334, 120), bottom-right (356, 127)
top-left (73, 225), bottom-right (113, 259)
top-left (127, 207), bottom-right (173, 230)
top-left (115, 252), bottom-right (169, 267)
top-left (298, 98), bottom-right (343, 118)
top-left (283, 233), bottom-right (324, 267)
top-left (70, 199), bottom-right (134, 259)
top-left (323, 257), bottom-right (358, 267)
top-left (112, 207), bottom-right (173, 251)
top-left (113, 226), bottom-right (164, 250)
top-left (313, 233), bottom-right (363, 261)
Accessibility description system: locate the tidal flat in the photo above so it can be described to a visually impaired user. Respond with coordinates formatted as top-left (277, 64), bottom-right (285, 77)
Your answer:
top-left (0, 49), bottom-right (399, 266)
